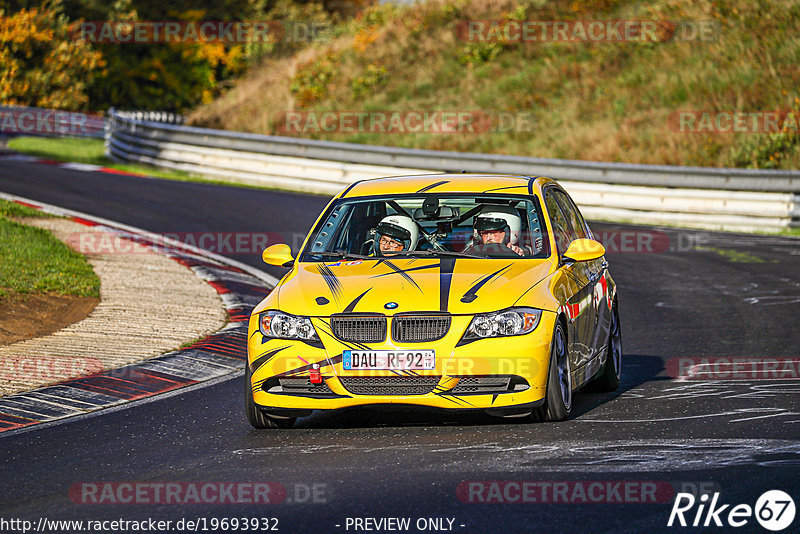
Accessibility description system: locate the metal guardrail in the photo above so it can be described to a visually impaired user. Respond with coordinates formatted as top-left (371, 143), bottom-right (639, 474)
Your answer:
top-left (106, 109), bottom-right (800, 232)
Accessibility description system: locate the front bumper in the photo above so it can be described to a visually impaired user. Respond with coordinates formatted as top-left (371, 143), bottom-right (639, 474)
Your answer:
top-left (246, 311), bottom-right (557, 412)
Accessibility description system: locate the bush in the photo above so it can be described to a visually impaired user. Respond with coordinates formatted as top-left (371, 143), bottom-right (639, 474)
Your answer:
top-left (730, 98), bottom-right (800, 169)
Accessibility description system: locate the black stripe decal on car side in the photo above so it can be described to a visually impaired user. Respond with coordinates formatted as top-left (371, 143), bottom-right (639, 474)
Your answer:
top-left (249, 345), bottom-right (290, 373)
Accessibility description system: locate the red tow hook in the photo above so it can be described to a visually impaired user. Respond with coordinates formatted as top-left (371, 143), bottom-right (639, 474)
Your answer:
top-left (309, 363), bottom-right (322, 384)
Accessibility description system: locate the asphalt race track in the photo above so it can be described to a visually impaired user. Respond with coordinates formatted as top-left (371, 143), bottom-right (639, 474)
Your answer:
top-left (1, 160), bottom-right (799, 533)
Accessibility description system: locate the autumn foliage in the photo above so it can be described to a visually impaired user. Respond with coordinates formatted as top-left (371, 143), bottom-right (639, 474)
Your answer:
top-left (0, 0), bottom-right (103, 110)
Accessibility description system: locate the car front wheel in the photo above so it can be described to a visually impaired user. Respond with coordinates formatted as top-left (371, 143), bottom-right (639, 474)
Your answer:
top-left (533, 321), bottom-right (572, 422)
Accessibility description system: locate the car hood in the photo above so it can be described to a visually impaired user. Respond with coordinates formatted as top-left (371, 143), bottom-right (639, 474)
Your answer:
top-left (265, 257), bottom-right (555, 316)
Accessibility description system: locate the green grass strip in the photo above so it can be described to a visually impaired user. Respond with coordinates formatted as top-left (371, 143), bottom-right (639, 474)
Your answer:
top-left (0, 199), bottom-right (100, 299)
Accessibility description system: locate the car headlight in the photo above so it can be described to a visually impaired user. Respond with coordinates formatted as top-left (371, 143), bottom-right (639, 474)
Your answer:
top-left (464, 308), bottom-right (542, 340)
top-left (259, 311), bottom-right (319, 341)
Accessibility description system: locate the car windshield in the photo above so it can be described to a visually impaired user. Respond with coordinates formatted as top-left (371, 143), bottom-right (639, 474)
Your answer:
top-left (301, 193), bottom-right (549, 261)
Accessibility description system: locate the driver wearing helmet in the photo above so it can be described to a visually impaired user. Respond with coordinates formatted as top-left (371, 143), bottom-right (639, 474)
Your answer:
top-left (373, 214), bottom-right (419, 256)
top-left (463, 206), bottom-right (527, 256)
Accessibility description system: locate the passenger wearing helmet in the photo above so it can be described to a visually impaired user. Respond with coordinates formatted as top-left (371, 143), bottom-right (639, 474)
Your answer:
top-left (463, 206), bottom-right (527, 256)
top-left (373, 215), bottom-right (419, 256)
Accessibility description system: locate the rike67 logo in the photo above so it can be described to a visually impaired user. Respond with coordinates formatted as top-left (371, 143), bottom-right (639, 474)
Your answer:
top-left (668, 490), bottom-right (795, 531)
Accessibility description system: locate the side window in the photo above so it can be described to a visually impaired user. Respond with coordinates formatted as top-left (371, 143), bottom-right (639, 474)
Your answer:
top-left (544, 190), bottom-right (576, 254)
top-left (525, 204), bottom-right (544, 255)
top-left (554, 190), bottom-right (588, 240)
top-left (311, 204), bottom-right (351, 253)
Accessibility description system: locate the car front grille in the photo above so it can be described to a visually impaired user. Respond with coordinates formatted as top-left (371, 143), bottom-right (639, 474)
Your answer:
top-left (331, 315), bottom-right (386, 343)
top-left (392, 315), bottom-right (451, 343)
top-left (339, 376), bottom-right (441, 396)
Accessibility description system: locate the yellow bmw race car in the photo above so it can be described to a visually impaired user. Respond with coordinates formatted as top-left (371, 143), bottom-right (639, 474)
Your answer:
top-left (246, 174), bottom-right (621, 428)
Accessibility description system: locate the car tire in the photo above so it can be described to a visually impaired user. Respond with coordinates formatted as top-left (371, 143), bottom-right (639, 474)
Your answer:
top-left (245, 364), bottom-right (295, 429)
top-left (592, 302), bottom-right (622, 392)
top-left (533, 321), bottom-right (572, 422)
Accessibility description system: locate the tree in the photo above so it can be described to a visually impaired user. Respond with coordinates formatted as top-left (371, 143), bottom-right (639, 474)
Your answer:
top-left (0, 0), bottom-right (104, 109)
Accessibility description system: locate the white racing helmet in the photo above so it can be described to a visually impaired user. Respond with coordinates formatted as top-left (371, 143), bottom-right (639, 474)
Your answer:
top-left (473, 206), bottom-right (522, 245)
top-left (374, 214), bottom-right (419, 253)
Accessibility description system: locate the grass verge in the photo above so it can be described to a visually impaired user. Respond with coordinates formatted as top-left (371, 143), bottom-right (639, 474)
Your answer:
top-left (0, 199), bottom-right (100, 299)
top-left (7, 136), bottom-right (202, 183)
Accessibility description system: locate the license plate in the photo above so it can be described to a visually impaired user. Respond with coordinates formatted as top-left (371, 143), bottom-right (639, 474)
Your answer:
top-left (343, 350), bottom-right (435, 370)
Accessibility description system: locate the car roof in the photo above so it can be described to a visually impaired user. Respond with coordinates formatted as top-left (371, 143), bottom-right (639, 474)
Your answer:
top-left (339, 174), bottom-right (558, 198)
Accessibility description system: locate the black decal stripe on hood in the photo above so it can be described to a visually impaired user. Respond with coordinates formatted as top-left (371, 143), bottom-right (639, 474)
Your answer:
top-left (250, 345), bottom-right (290, 373)
top-left (416, 180), bottom-right (450, 193)
top-left (343, 288), bottom-right (371, 313)
top-left (370, 263), bottom-right (439, 278)
top-left (460, 264), bottom-right (512, 304)
top-left (439, 258), bottom-right (456, 311)
top-left (317, 264), bottom-right (343, 303)
top-left (373, 259), bottom-right (423, 292)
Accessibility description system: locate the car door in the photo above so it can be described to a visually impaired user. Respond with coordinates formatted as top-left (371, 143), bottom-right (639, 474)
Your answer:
top-left (544, 188), bottom-right (593, 370)
top-left (553, 189), bottom-right (609, 364)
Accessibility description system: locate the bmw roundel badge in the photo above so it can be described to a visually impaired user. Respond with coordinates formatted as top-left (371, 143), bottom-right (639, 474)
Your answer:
top-left (384, 302), bottom-right (399, 310)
